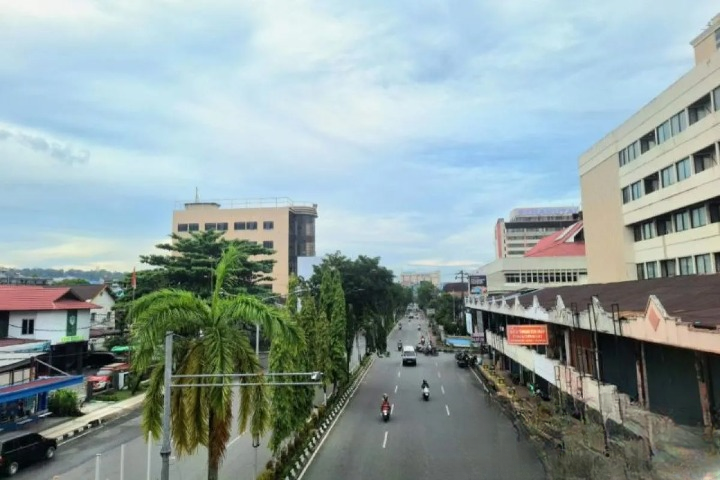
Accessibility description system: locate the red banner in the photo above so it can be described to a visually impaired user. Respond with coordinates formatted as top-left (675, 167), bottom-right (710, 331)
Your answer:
top-left (507, 325), bottom-right (549, 346)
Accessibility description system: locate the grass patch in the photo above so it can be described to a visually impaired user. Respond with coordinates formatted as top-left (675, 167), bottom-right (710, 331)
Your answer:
top-left (94, 389), bottom-right (137, 402)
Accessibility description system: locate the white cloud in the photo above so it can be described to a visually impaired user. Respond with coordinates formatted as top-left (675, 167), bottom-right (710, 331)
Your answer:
top-left (0, 0), bottom-right (717, 277)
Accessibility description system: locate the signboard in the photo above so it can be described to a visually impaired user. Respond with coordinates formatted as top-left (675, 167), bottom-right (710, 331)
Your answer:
top-left (465, 313), bottom-right (473, 336)
top-left (507, 325), bottom-right (549, 346)
top-left (468, 275), bottom-right (487, 288)
top-left (60, 335), bottom-right (84, 344)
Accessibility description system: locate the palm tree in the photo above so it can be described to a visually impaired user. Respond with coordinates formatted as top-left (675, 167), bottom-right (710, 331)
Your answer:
top-left (129, 245), bottom-right (299, 480)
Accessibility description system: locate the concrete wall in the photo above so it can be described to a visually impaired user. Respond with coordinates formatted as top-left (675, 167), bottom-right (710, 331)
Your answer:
top-left (9, 310), bottom-right (91, 345)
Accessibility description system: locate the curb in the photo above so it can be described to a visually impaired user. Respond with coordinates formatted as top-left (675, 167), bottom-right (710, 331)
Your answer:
top-left (47, 396), bottom-right (145, 445)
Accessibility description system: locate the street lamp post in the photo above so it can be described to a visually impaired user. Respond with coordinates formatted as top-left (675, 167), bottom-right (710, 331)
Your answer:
top-left (159, 331), bottom-right (323, 480)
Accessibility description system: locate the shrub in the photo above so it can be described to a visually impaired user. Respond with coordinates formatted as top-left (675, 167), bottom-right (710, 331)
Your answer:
top-left (257, 469), bottom-right (274, 480)
top-left (49, 389), bottom-right (82, 417)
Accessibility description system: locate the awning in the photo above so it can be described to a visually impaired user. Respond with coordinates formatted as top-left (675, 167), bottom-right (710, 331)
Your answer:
top-left (0, 376), bottom-right (84, 404)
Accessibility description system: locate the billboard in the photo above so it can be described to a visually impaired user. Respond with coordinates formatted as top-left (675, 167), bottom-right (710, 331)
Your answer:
top-left (469, 275), bottom-right (487, 287)
top-left (465, 313), bottom-right (473, 336)
top-left (507, 325), bottom-right (549, 346)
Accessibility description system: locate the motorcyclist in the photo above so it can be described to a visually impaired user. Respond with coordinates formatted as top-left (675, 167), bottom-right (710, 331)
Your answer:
top-left (381, 393), bottom-right (391, 412)
top-left (421, 379), bottom-right (430, 390)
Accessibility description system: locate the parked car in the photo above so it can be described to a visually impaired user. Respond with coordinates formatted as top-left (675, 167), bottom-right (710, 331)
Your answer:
top-left (0, 431), bottom-right (56, 476)
top-left (87, 362), bottom-right (130, 391)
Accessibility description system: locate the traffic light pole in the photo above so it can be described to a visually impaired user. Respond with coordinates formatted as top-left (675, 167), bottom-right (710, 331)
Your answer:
top-left (160, 331), bottom-right (323, 480)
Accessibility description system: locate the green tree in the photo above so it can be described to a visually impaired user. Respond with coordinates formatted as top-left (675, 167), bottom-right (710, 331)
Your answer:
top-left (127, 230), bottom-right (275, 301)
top-left (268, 275), bottom-right (313, 454)
top-left (321, 268), bottom-right (347, 389)
top-left (416, 281), bottom-right (438, 311)
top-left (309, 252), bottom-right (398, 362)
top-left (129, 246), bottom-right (298, 480)
top-left (53, 278), bottom-right (90, 286)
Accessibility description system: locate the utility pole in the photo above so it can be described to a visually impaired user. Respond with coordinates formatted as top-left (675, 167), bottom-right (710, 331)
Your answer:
top-left (455, 270), bottom-right (469, 325)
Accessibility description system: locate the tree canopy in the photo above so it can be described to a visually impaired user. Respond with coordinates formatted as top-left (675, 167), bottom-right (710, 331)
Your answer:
top-left (308, 252), bottom-right (411, 362)
top-left (116, 231), bottom-right (276, 309)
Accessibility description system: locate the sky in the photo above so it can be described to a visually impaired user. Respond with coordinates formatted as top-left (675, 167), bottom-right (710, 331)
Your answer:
top-left (1, 0), bottom-right (718, 281)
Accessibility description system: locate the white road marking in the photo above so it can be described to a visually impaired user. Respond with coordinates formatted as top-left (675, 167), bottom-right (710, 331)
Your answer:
top-left (441, 385), bottom-right (445, 395)
top-left (383, 431), bottom-right (388, 449)
top-left (469, 366), bottom-right (490, 393)
top-left (445, 405), bottom-right (451, 416)
top-left (437, 371), bottom-right (441, 379)
top-left (228, 434), bottom-right (243, 447)
top-left (397, 371), bottom-right (401, 378)
top-left (394, 385), bottom-right (398, 393)
top-left (391, 403), bottom-right (394, 414)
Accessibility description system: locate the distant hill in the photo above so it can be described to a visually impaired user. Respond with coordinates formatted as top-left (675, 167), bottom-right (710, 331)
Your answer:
top-left (3, 267), bottom-right (128, 284)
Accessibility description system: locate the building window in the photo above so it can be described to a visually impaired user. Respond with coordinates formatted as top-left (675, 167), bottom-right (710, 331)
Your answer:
top-left (21, 319), bottom-right (34, 335)
top-left (643, 173), bottom-right (659, 195)
top-left (188, 223), bottom-right (199, 232)
top-left (678, 257), bottom-right (693, 276)
top-left (636, 264), bottom-right (645, 280)
top-left (640, 130), bottom-right (656, 154)
top-left (217, 222), bottom-right (228, 231)
top-left (656, 215), bottom-right (673, 236)
top-left (676, 157), bottom-right (692, 181)
top-left (674, 211), bottom-right (690, 232)
top-left (177, 224), bottom-right (189, 232)
top-left (633, 225), bottom-right (642, 242)
top-left (691, 206), bottom-right (707, 228)
top-left (716, 28), bottom-right (720, 49)
top-left (696, 254), bottom-right (712, 274)
top-left (710, 200), bottom-right (720, 223)
top-left (714, 86), bottom-right (720, 111)
top-left (660, 259), bottom-right (676, 277)
top-left (646, 262), bottom-right (658, 279)
top-left (630, 181), bottom-right (642, 200)
top-left (204, 223), bottom-right (217, 231)
top-left (669, 111), bottom-right (687, 136)
top-left (715, 253), bottom-right (720, 274)
top-left (689, 94), bottom-right (712, 125)
top-left (234, 222), bottom-right (246, 230)
top-left (622, 187), bottom-right (631, 204)
top-left (657, 119), bottom-right (671, 144)
top-left (661, 165), bottom-right (675, 187)
top-left (618, 149), bottom-right (627, 167)
top-left (642, 221), bottom-right (655, 240)
top-left (262, 241), bottom-right (274, 249)
top-left (693, 145), bottom-right (716, 173)
top-left (247, 222), bottom-right (258, 230)
top-left (263, 221), bottom-right (274, 230)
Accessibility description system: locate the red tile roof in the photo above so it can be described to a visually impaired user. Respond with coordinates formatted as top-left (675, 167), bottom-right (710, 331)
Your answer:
top-left (524, 221), bottom-right (585, 258)
top-left (0, 286), bottom-right (100, 311)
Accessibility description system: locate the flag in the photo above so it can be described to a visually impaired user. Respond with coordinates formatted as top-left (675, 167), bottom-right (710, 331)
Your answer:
top-left (131, 268), bottom-right (137, 290)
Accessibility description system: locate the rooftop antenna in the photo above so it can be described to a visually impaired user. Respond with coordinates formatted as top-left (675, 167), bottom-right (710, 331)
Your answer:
top-left (194, 187), bottom-right (200, 202)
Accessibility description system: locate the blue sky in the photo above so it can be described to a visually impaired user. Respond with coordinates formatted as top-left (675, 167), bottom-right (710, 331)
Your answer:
top-left (1, 0), bottom-right (717, 280)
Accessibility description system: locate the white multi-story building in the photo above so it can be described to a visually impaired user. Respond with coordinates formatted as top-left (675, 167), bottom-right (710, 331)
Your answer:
top-left (399, 271), bottom-right (441, 287)
top-left (580, 13), bottom-right (720, 283)
top-left (494, 207), bottom-right (580, 258)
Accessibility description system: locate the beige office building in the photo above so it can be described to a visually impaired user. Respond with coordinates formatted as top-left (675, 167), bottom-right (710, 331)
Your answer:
top-left (172, 198), bottom-right (318, 294)
top-left (580, 13), bottom-right (720, 283)
top-left (400, 271), bottom-right (441, 287)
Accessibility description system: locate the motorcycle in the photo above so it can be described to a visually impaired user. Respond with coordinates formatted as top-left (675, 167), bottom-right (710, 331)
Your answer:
top-left (422, 386), bottom-right (430, 401)
top-left (381, 404), bottom-right (391, 422)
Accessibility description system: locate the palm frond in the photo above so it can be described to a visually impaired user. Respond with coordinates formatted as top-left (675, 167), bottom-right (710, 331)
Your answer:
top-left (217, 295), bottom-right (299, 344)
top-left (129, 289), bottom-right (210, 373)
top-left (210, 245), bottom-right (242, 318)
top-left (172, 340), bottom-right (206, 456)
top-left (141, 365), bottom-right (165, 442)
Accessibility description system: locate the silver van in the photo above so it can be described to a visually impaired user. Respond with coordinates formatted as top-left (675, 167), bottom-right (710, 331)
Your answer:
top-left (402, 346), bottom-right (417, 366)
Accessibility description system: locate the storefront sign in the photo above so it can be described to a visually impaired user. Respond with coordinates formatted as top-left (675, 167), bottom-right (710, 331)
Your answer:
top-left (507, 325), bottom-right (549, 346)
top-left (60, 335), bottom-right (84, 344)
top-left (469, 275), bottom-right (487, 288)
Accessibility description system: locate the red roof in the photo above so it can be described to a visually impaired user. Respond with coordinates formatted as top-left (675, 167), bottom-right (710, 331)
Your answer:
top-left (0, 286), bottom-right (100, 311)
top-left (524, 222), bottom-right (585, 258)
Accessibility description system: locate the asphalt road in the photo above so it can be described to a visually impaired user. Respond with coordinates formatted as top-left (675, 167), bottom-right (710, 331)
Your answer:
top-left (301, 315), bottom-right (547, 480)
top-left (17, 337), bottom-right (368, 480)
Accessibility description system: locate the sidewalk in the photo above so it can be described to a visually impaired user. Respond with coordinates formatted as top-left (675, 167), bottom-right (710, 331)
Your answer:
top-left (39, 394), bottom-right (145, 443)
